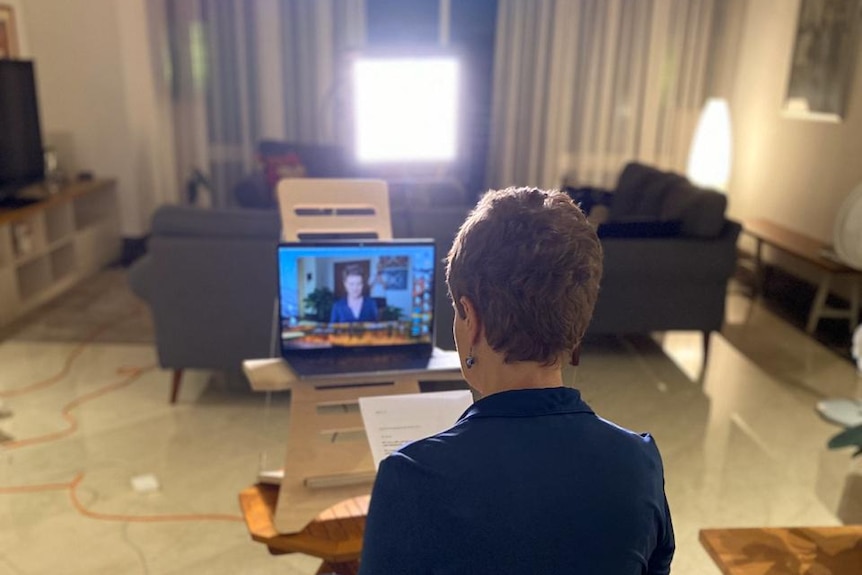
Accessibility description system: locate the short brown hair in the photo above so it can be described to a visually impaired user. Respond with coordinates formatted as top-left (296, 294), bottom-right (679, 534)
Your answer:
top-left (342, 263), bottom-right (366, 282)
top-left (446, 187), bottom-right (602, 365)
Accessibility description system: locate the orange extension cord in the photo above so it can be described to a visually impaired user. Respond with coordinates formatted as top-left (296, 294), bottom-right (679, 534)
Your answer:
top-left (0, 306), bottom-right (243, 523)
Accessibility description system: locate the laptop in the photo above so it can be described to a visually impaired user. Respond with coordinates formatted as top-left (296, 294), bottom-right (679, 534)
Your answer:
top-left (277, 239), bottom-right (441, 379)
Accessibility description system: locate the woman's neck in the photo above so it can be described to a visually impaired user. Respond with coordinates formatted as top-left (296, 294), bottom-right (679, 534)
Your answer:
top-left (471, 353), bottom-right (564, 398)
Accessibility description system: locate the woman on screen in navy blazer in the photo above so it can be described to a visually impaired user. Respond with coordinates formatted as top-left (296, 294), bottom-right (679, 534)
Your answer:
top-left (329, 264), bottom-right (378, 323)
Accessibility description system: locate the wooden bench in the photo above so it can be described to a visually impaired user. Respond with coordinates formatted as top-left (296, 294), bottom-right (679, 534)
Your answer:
top-left (743, 218), bottom-right (860, 334)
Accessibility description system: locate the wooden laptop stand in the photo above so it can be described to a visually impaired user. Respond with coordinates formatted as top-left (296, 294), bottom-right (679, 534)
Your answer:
top-left (239, 178), bottom-right (464, 568)
top-left (277, 178), bottom-right (393, 241)
top-left (240, 355), bottom-right (465, 572)
top-left (275, 371), bottom-right (418, 533)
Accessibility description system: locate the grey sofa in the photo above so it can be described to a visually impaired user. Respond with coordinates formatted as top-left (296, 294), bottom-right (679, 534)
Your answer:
top-left (128, 203), bottom-right (469, 402)
top-left (130, 165), bottom-right (739, 402)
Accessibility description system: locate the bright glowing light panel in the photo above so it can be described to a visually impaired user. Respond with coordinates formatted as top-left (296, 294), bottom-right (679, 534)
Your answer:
top-left (353, 57), bottom-right (458, 163)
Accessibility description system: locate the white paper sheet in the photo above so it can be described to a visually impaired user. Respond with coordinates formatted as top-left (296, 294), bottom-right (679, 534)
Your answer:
top-left (359, 390), bottom-right (474, 469)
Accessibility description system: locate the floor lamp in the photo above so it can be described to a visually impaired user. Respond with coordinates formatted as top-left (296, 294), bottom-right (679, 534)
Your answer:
top-left (687, 98), bottom-right (732, 192)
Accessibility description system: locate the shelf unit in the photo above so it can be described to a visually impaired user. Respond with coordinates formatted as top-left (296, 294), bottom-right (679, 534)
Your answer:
top-left (0, 179), bottom-right (120, 327)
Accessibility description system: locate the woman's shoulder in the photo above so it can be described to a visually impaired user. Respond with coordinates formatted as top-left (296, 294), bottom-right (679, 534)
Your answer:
top-left (387, 420), bottom-right (478, 470)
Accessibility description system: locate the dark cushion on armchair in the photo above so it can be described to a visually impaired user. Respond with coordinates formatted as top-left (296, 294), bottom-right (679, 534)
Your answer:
top-left (608, 162), bottom-right (727, 239)
top-left (564, 162), bottom-right (741, 337)
top-left (612, 163), bottom-right (688, 220)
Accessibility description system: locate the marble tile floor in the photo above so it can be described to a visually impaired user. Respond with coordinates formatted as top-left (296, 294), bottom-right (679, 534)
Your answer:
top-left (0, 279), bottom-right (860, 574)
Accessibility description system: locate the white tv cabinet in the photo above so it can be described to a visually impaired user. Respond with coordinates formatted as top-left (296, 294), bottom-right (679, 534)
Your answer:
top-left (0, 179), bottom-right (120, 327)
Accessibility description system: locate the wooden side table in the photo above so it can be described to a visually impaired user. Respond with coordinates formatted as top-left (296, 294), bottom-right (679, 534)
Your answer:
top-left (699, 525), bottom-right (862, 574)
top-left (239, 483), bottom-right (369, 575)
top-left (742, 218), bottom-right (861, 334)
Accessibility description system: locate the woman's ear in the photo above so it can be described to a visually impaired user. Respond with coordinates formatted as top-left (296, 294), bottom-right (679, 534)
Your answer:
top-left (459, 296), bottom-right (483, 346)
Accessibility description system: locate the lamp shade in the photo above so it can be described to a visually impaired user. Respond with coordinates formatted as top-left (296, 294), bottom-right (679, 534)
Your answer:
top-left (687, 98), bottom-right (732, 191)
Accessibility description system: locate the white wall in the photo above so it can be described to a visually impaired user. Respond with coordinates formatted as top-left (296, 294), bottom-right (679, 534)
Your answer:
top-left (19, 0), bottom-right (176, 236)
top-left (726, 0), bottom-right (862, 295)
top-left (728, 0), bottom-right (862, 238)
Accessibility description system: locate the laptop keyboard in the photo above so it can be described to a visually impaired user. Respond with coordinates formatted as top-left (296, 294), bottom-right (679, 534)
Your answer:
top-left (287, 349), bottom-right (432, 378)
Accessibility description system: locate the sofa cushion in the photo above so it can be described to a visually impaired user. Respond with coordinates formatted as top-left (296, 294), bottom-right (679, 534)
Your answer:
top-left (678, 189), bottom-right (728, 238)
top-left (607, 162), bottom-right (727, 238)
top-left (151, 205), bottom-right (280, 239)
top-left (658, 181), bottom-right (697, 220)
top-left (597, 219), bottom-right (682, 238)
top-left (612, 164), bottom-right (667, 217)
top-left (615, 163), bottom-right (663, 198)
top-left (612, 163), bottom-right (688, 221)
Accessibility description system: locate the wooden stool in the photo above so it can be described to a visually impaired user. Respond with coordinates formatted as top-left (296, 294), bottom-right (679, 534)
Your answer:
top-left (239, 483), bottom-right (369, 575)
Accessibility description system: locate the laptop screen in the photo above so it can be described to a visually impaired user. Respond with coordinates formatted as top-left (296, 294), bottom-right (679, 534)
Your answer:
top-left (277, 240), bottom-right (436, 354)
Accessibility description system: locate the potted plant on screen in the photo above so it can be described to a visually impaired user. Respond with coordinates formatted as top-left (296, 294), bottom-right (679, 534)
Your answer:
top-left (303, 287), bottom-right (334, 323)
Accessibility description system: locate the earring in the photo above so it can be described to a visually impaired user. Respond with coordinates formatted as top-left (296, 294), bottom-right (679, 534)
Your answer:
top-left (465, 349), bottom-right (475, 369)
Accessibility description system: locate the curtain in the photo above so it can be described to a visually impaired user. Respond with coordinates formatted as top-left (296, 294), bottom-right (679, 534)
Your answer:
top-left (487, 0), bottom-right (718, 190)
top-left (281, 1), bottom-right (366, 144)
top-left (164, 0), bottom-right (365, 207)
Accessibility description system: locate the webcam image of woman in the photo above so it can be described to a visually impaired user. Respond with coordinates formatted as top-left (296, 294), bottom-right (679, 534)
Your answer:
top-left (330, 264), bottom-right (379, 323)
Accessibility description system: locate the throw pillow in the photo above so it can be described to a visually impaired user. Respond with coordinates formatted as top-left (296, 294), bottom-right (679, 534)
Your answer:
top-left (679, 191), bottom-right (727, 238)
top-left (259, 151), bottom-right (307, 191)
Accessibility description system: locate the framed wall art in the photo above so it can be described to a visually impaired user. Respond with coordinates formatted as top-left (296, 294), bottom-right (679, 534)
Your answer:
top-left (0, 4), bottom-right (18, 59)
top-left (784, 0), bottom-right (862, 121)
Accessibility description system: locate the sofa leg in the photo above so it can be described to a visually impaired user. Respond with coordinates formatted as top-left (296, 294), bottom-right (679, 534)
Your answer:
top-left (702, 331), bottom-right (711, 363)
top-left (170, 369), bottom-right (184, 404)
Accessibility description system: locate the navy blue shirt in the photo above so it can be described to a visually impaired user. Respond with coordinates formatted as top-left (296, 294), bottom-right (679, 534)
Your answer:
top-left (359, 387), bottom-right (674, 574)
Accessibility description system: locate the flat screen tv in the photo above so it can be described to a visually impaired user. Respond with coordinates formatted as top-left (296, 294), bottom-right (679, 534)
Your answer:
top-left (0, 60), bottom-right (45, 205)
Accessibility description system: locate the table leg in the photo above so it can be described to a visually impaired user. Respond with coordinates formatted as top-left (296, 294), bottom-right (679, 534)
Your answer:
top-left (848, 275), bottom-right (860, 334)
top-left (806, 274), bottom-right (832, 334)
top-left (753, 238), bottom-right (764, 298)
